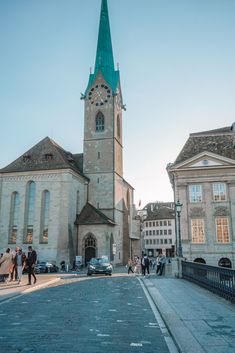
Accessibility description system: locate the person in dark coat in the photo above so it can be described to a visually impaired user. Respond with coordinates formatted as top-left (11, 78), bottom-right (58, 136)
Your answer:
top-left (26, 246), bottom-right (37, 285)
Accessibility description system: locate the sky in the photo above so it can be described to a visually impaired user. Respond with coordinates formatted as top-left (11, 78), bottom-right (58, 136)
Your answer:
top-left (1, 0), bottom-right (235, 208)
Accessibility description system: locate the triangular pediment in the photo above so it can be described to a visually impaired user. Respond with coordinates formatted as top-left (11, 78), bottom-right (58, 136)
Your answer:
top-left (173, 152), bottom-right (235, 170)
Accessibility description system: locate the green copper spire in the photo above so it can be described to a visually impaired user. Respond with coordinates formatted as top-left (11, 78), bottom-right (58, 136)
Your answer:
top-left (95, 0), bottom-right (115, 74)
top-left (85, 0), bottom-right (120, 95)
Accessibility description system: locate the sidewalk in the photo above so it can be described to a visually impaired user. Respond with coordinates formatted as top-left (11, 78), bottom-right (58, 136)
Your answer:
top-left (142, 276), bottom-right (235, 353)
top-left (0, 273), bottom-right (61, 303)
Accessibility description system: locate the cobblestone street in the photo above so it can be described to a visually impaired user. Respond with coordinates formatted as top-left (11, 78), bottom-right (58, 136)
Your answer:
top-left (0, 276), bottom-right (172, 353)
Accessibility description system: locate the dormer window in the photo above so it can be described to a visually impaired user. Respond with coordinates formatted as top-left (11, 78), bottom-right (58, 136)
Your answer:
top-left (44, 153), bottom-right (53, 161)
top-left (23, 155), bottom-right (30, 162)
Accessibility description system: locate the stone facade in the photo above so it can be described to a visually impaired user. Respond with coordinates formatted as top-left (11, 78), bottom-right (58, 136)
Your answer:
top-left (167, 125), bottom-right (235, 268)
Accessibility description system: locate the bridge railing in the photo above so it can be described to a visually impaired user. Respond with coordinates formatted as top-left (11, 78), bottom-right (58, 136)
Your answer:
top-left (182, 261), bottom-right (235, 303)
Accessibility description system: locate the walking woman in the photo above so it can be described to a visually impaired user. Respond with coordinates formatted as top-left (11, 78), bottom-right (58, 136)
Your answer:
top-left (0, 248), bottom-right (14, 283)
top-left (15, 248), bottom-right (26, 284)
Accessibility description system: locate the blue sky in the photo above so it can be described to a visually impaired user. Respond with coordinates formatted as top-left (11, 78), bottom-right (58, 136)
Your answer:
top-left (1, 0), bottom-right (235, 207)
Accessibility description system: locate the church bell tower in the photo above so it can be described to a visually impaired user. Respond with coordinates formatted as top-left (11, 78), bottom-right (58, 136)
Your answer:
top-left (83, 0), bottom-right (124, 221)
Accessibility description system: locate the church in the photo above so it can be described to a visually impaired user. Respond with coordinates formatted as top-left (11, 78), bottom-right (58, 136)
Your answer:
top-left (0, 0), bottom-right (139, 266)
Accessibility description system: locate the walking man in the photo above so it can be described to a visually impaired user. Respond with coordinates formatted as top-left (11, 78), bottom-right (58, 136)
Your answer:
top-left (26, 246), bottom-right (37, 285)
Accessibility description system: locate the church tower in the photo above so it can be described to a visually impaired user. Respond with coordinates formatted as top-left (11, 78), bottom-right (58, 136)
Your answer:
top-left (83, 0), bottom-right (124, 221)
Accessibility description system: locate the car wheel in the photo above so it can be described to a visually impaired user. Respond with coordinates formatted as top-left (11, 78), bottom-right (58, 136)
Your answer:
top-left (87, 273), bottom-right (92, 276)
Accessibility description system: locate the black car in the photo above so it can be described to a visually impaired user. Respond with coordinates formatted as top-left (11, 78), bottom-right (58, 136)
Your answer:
top-left (35, 262), bottom-right (58, 274)
top-left (87, 257), bottom-right (113, 276)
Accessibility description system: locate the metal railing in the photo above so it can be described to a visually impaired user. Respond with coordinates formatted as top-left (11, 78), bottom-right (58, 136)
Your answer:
top-left (182, 261), bottom-right (235, 303)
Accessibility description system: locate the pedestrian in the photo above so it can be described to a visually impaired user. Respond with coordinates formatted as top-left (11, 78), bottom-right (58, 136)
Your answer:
top-left (156, 254), bottom-right (161, 275)
top-left (0, 248), bottom-right (14, 283)
top-left (159, 254), bottom-right (167, 276)
top-left (10, 247), bottom-right (19, 282)
top-left (134, 256), bottom-right (141, 275)
top-left (15, 248), bottom-right (26, 285)
top-left (26, 246), bottom-right (37, 285)
top-left (141, 256), bottom-right (145, 275)
top-left (127, 258), bottom-right (134, 274)
top-left (143, 254), bottom-right (150, 276)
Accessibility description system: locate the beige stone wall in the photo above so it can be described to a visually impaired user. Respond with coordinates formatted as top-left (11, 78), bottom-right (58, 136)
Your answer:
top-left (171, 165), bottom-right (235, 267)
top-left (0, 170), bottom-right (86, 267)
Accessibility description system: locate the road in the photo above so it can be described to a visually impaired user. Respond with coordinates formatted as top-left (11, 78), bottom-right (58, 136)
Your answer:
top-left (0, 274), bottom-right (175, 353)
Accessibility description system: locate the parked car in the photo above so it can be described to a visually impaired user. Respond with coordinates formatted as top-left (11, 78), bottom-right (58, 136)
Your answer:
top-left (35, 262), bottom-right (58, 274)
top-left (87, 257), bottom-right (113, 276)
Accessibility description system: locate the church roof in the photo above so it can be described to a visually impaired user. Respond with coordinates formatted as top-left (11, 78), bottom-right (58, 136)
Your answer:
top-left (0, 136), bottom-right (86, 178)
top-left (85, 0), bottom-right (120, 94)
top-left (173, 124), bottom-right (235, 165)
top-left (75, 202), bottom-right (115, 226)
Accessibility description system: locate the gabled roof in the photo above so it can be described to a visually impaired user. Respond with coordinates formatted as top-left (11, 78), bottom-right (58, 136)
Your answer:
top-left (0, 136), bottom-right (86, 178)
top-left (145, 207), bottom-right (175, 221)
top-left (85, 0), bottom-right (120, 94)
top-left (75, 202), bottom-right (115, 226)
top-left (173, 124), bottom-right (235, 166)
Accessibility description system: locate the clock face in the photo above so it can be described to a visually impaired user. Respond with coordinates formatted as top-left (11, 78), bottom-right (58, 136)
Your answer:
top-left (88, 84), bottom-right (111, 106)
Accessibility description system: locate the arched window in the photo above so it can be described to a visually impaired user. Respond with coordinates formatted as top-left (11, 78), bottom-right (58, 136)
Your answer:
top-left (194, 258), bottom-right (206, 264)
top-left (24, 181), bottom-right (35, 244)
top-left (9, 192), bottom-right (20, 244)
top-left (96, 112), bottom-right (105, 132)
top-left (117, 115), bottom-right (121, 138)
top-left (40, 190), bottom-right (50, 244)
top-left (218, 258), bottom-right (232, 268)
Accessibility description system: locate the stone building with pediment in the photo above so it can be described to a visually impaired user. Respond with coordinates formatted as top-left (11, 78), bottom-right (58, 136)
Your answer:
top-left (0, 0), bottom-right (140, 266)
top-left (167, 124), bottom-right (235, 268)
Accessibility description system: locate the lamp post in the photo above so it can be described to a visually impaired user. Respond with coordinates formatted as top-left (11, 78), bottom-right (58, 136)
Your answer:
top-left (175, 200), bottom-right (183, 257)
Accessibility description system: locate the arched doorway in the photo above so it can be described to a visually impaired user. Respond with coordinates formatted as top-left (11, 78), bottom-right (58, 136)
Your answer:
top-left (194, 258), bottom-right (206, 264)
top-left (84, 234), bottom-right (97, 265)
top-left (218, 258), bottom-right (232, 268)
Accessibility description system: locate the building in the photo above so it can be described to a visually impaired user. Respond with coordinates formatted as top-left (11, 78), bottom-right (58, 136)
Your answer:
top-left (141, 203), bottom-right (176, 257)
top-left (0, 0), bottom-right (139, 266)
top-left (167, 123), bottom-right (235, 268)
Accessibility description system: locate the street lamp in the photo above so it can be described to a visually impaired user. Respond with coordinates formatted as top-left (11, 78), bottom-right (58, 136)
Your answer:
top-left (175, 200), bottom-right (183, 257)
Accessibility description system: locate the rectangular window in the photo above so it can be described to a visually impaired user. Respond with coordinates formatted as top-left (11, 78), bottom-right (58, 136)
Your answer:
top-left (146, 239), bottom-right (149, 245)
top-left (164, 239), bottom-right (167, 244)
top-left (160, 230), bottom-right (163, 235)
top-left (153, 222), bottom-right (155, 227)
top-left (164, 230), bottom-right (167, 235)
top-left (9, 227), bottom-right (17, 244)
top-left (149, 222), bottom-right (152, 227)
top-left (168, 220), bottom-right (172, 226)
top-left (149, 230), bottom-right (152, 235)
top-left (160, 239), bottom-right (163, 244)
top-left (146, 222), bottom-right (148, 227)
top-left (156, 230), bottom-right (159, 235)
top-left (213, 183), bottom-right (226, 201)
top-left (157, 239), bottom-right (159, 244)
top-left (191, 219), bottom-right (205, 243)
top-left (160, 221), bottom-right (162, 226)
top-left (164, 221), bottom-right (167, 226)
top-left (153, 230), bottom-right (155, 235)
top-left (146, 230), bottom-right (149, 236)
top-left (168, 229), bottom-right (172, 235)
top-left (156, 221), bottom-right (159, 227)
top-left (189, 185), bottom-right (202, 203)
top-left (216, 218), bottom-right (230, 243)
top-left (169, 239), bottom-right (172, 244)
top-left (150, 239), bottom-right (152, 245)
